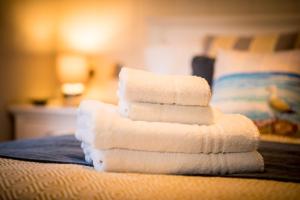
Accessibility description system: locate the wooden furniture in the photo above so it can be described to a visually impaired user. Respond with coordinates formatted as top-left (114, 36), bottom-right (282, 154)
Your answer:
top-left (9, 105), bottom-right (77, 140)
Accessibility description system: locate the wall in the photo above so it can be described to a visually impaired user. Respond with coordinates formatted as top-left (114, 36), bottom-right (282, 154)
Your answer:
top-left (0, 0), bottom-right (299, 140)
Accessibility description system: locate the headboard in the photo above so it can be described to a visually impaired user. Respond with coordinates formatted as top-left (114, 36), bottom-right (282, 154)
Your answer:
top-left (144, 14), bottom-right (300, 75)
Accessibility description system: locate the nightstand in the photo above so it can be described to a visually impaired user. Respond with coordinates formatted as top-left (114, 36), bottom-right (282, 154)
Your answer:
top-left (9, 105), bottom-right (77, 140)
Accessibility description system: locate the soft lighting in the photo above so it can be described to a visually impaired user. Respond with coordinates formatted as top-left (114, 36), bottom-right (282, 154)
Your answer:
top-left (62, 21), bottom-right (104, 52)
top-left (59, 13), bottom-right (117, 53)
top-left (62, 83), bottom-right (85, 96)
top-left (56, 55), bottom-right (89, 83)
top-left (56, 55), bottom-right (89, 97)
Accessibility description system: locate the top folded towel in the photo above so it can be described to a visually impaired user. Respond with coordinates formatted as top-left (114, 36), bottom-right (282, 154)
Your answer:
top-left (118, 67), bottom-right (211, 106)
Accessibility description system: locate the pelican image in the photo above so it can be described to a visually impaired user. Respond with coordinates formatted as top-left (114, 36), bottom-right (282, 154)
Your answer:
top-left (267, 85), bottom-right (295, 114)
top-left (266, 85), bottom-right (297, 135)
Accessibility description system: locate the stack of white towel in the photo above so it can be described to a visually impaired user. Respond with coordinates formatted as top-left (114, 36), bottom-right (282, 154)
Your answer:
top-left (76, 67), bottom-right (264, 175)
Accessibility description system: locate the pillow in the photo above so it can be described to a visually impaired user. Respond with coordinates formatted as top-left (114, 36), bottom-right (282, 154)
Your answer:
top-left (192, 56), bottom-right (215, 87)
top-left (211, 50), bottom-right (300, 137)
top-left (203, 32), bottom-right (300, 58)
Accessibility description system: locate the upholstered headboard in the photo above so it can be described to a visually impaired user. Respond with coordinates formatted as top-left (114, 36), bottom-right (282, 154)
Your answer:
top-left (144, 14), bottom-right (300, 75)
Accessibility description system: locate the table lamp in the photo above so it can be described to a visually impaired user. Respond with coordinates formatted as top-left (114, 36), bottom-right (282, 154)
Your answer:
top-left (56, 55), bottom-right (89, 106)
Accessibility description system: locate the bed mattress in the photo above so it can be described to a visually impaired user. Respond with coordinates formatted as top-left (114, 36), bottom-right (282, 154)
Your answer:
top-left (0, 135), bottom-right (300, 199)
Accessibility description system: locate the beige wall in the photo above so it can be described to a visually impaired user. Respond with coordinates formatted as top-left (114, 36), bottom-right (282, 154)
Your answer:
top-left (0, 0), bottom-right (299, 140)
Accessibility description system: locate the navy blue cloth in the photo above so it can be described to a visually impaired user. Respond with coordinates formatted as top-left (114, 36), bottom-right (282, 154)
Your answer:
top-left (0, 135), bottom-right (300, 183)
top-left (0, 135), bottom-right (90, 166)
top-left (192, 55), bottom-right (215, 87)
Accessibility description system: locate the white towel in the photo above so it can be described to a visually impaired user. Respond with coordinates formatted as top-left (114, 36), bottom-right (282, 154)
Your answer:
top-left (76, 100), bottom-right (260, 154)
top-left (119, 100), bottom-right (219, 125)
top-left (89, 148), bottom-right (264, 175)
top-left (81, 142), bottom-right (93, 164)
top-left (118, 67), bottom-right (211, 106)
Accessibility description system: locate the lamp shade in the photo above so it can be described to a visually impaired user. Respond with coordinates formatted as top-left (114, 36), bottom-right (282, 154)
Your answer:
top-left (56, 55), bottom-right (89, 83)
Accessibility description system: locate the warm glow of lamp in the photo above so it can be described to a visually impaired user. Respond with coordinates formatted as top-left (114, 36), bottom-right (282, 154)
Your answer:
top-left (61, 83), bottom-right (85, 96)
top-left (58, 9), bottom-right (123, 53)
top-left (56, 55), bottom-right (89, 96)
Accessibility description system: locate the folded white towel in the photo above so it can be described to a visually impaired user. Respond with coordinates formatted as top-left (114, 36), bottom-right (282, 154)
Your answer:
top-left (119, 100), bottom-right (219, 125)
top-left (76, 100), bottom-right (260, 154)
top-left (118, 67), bottom-right (211, 106)
top-left (90, 148), bottom-right (264, 175)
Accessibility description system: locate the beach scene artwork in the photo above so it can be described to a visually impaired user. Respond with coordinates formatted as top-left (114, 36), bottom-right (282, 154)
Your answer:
top-left (212, 72), bottom-right (300, 137)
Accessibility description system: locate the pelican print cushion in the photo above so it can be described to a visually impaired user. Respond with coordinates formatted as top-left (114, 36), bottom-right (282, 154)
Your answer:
top-left (212, 50), bottom-right (300, 137)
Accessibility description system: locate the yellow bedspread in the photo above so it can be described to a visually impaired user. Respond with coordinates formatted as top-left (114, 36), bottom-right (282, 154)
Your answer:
top-left (0, 158), bottom-right (299, 200)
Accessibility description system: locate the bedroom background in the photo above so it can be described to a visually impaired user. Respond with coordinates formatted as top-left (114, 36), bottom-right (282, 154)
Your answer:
top-left (0, 0), bottom-right (300, 141)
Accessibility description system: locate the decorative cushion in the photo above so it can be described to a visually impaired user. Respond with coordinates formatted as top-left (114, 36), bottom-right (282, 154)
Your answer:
top-left (211, 50), bottom-right (300, 137)
top-left (192, 56), bottom-right (215, 87)
top-left (203, 32), bottom-right (300, 58)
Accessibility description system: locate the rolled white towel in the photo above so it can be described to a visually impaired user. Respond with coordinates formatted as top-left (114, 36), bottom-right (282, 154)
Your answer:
top-left (90, 148), bottom-right (264, 175)
top-left (118, 67), bottom-right (211, 106)
top-left (76, 100), bottom-right (260, 154)
top-left (119, 100), bottom-right (219, 125)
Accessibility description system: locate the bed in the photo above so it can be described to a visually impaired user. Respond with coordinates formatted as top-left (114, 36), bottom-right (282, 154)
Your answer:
top-left (1, 14), bottom-right (300, 200)
top-left (0, 135), bottom-right (300, 200)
